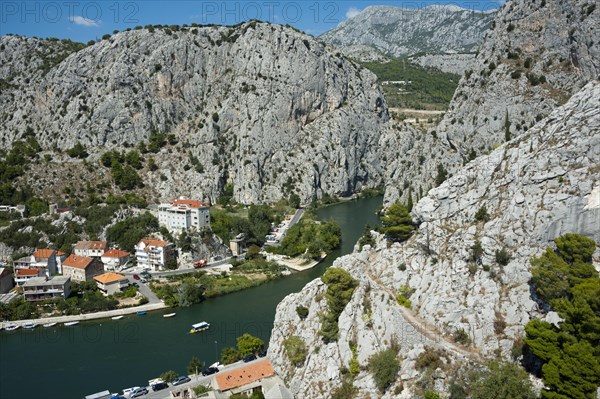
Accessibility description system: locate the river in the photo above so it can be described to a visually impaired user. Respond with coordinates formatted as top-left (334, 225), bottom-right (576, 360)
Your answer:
top-left (0, 196), bottom-right (382, 399)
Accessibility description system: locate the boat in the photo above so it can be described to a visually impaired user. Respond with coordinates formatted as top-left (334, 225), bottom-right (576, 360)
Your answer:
top-left (23, 322), bottom-right (36, 329)
top-left (163, 313), bottom-right (176, 318)
top-left (190, 321), bottom-right (210, 333)
top-left (43, 323), bottom-right (57, 328)
top-left (64, 321), bottom-right (79, 326)
top-left (4, 323), bottom-right (19, 331)
top-left (136, 311), bottom-right (146, 316)
top-left (111, 315), bottom-right (124, 320)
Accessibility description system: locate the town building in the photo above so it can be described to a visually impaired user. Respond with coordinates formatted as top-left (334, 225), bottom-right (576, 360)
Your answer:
top-left (22, 276), bottom-right (71, 302)
top-left (0, 267), bottom-right (14, 294)
top-left (62, 255), bottom-right (105, 283)
top-left (135, 238), bottom-right (175, 271)
top-left (55, 251), bottom-right (68, 274)
top-left (94, 272), bottom-right (129, 296)
top-left (12, 249), bottom-right (59, 276)
top-left (15, 268), bottom-right (43, 286)
top-left (74, 241), bottom-right (109, 258)
top-left (213, 359), bottom-right (276, 395)
top-left (101, 249), bottom-right (130, 271)
top-left (157, 197), bottom-right (210, 234)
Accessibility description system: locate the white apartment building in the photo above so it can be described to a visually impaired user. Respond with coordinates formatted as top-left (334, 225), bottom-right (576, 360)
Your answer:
top-left (157, 198), bottom-right (210, 234)
top-left (135, 238), bottom-right (175, 271)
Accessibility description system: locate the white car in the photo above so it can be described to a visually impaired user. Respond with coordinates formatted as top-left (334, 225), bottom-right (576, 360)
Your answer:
top-left (122, 387), bottom-right (140, 398)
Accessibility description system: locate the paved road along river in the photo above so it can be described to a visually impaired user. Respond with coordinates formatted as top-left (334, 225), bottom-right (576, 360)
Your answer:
top-left (0, 196), bottom-right (382, 399)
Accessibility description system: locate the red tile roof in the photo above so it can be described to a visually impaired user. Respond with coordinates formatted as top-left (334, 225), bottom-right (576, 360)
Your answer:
top-left (140, 238), bottom-right (170, 247)
top-left (102, 249), bottom-right (130, 258)
top-left (94, 272), bottom-right (127, 284)
top-left (16, 268), bottom-right (41, 276)
top-left (74, 241), bottom-right (107, 250)
top-left (62, 255), bottom-right (95, 269)
top-left (33, 249), bottom-right (56, 259)
top-left (172, 199), bottom-right (209, 209)
top-left (214, 360), bottom-right (275, 391)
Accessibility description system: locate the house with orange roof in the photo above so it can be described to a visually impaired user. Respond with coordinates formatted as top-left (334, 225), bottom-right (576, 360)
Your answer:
top-left (94, 272), bottom-right (129, 296)
top-left (62, 255), bottom-right (104, 283)
top-left (135, 238), bottom-right (175, 271)
top-left (213, 359), bottom-right (276, 395)
top-left (74, 241), bottom-right (109, 258)
top-left (13, 248), bottom-right (59, 276)
top-left (14, 268), bottom-right (43, 286)
top-left (101, 249), bottom-right (131, 271)
top-left (157, 196), bottom-right (210, 234)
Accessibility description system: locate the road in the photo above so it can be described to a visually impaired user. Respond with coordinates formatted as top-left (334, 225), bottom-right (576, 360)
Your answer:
top-left (139, 357), bottom-right (267, 399)
top-left (289, 208), bottom-right (304, 228)
top-left (127, 276), bottom-right (160, 304)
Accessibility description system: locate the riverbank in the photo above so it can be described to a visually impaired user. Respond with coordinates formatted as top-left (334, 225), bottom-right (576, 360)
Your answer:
top-left (265, 253), bottom-right (327, 271)
top-left (1, 301), bottom-right (167, 328)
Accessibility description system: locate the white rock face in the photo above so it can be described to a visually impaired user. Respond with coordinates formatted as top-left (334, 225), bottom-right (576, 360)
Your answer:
top-left (0, 22), bottom-right (390, 204)
top-left (269, 67), bottom-right (600, 399)
top-left (320, 6), bottom-right (495, 58)
top-left (410, 53), bottom-right (478, 75)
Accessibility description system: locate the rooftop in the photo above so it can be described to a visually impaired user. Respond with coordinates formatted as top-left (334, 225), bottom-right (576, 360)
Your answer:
top-left (16, 268), bottom-right (41, 277)
top-left (102, 249), bottom-right (130, 258)
top-left (170, 198), bottom-right (210, 209)
top-left (94, 272), bottom-right (127, 284)
top-left (74, 241), bottom-right (108, 250)
top-left (139, 238), bottom-right (170, 248)
top-left (33, 249), bottom-right (56, 259)
top-left (23, 276), bottom-right (70, 287)
top-left (214, 360), bottom-right (275, 392)
top-left (63, 255), bottom-right (95, 269)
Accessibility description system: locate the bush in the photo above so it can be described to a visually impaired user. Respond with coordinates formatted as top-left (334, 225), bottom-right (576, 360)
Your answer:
top-left (396, 285), bottom-right (413, 308)
top-left (319, 268), bottom-right (358, 343)
top-left (453, 329), bottom-right (471, 345)
top-left (237, 333), bottom-right (264, 357)
top-left (469, 361), bottom-right (536, 399)
top-left (474, 206), bottom-right (489, 222)
top-left (368, 348), bottom-right (400, 392)
top-left (471, 240), bottom-right (483, 263)
top-left (415, 347), bottom-right (443, 370)
top-left (283, 336), bottom-right (307, 367)
top-left (495, 248), bottom-right (511, 266)
top-left (424, 392), bottom-right (443, 399)
top-left (296, 305), bottom-right (309, 320)
top-left (380, 202), bottom-right (414, 243)
top-left (66, 143), bottom-right (88, 159)
top-left (510, 71), bottom-right (522, 79)
top-left (435, 163), bottom-right (448, 186)
top-left (160, 370), bottom-right (178, 383)
top-left (220, 347), bottom-right (241, 365)
top-left (331, 380), bottom-right (357, 399)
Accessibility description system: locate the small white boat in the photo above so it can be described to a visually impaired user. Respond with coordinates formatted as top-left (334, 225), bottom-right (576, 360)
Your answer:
top-left (4, 323), bottom-right (19, 331)
top-left (23, 322), bottom-right (36, 329)
top-left (64, 321), bottom-right (79, 326)
top-left (190, 321), bottom-right (210, 333)
top-left (163, 313), bottom-right (176, 318)
top-left (111, 315), bottom-right (124, 320)
top-left (43, 323), bottom-right (57, 328)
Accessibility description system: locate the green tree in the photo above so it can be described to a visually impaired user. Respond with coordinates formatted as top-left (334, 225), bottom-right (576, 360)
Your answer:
top-left (236, 333), bottom-right (264, 357)
top-left (475, 205), bottom-right (490, 222)
top-left (368, 348), bottom-right (400, 392)
top-left (188, 356), bottom-right (203, 375)
top-left (177, 284), bottom-right (203, 307)
top-left (296, 305), bottom-right (309, 320)
top-left (320, 268), bottom-right (358, 342)
top-left (469, 361), bottom-right (537, 399)
top-left (289, 193), bottom-right (301, 209)
top-left (283, 336), bottom-right (308, 367)
top-left (125, 150), bottom-right (143, 169)
top-left (380, 202), bottom-right (414, 242)
top-left (221, 347), bottom-right (241, 365)
top-left (160, 370), bottom-right (178, 383)
top-left (495, 248), bottom-right (511, 266)
top-left (554, 233), bottom-right (596, 264)
top-left (66, 142), bottom-right (88, 159)
top-left (531, 248), bottom-right (572, 303)
top-left (435, 163), bottom-right (448, 186)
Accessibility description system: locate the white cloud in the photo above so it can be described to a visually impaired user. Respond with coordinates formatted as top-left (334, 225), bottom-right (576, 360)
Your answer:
top-left (69, 16), bottom-right (100, 27)
top-left (346, 7), bottom-right (361, 19)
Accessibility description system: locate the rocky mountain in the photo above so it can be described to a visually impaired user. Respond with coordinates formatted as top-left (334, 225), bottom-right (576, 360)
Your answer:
top-left (269, 0), bottom-right (600, 397)
top-left (320, 5), bottom-right (496, 71)
top-left (0, 22), bottom-right (389, 204)
top-left (269, 78), bottom-right (600, 399)
top-left (383, 0), bottom-right (600, 205)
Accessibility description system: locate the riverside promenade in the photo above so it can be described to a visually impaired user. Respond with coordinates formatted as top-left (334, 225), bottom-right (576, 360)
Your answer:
top-left (2, 301), bottom-right (167, 328)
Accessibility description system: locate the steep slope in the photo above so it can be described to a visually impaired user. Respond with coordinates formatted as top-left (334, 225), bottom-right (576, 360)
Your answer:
top-left (269, 80), bottom-right (600, 398)
top-left (0, 22), bottom-right (389, 204)
top-left (384, 0), bottom-right (599, 204)
top-left (320, 5), bottom-right (495, 71)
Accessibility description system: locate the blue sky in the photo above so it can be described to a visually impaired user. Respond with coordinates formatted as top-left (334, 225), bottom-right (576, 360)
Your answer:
top-left (1, 1), bottom-right (502, 42)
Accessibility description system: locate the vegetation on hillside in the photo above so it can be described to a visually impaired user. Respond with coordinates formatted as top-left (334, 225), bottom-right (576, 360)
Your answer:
top-left (219, 333), bottom-right (265, 365)
top-left (380, 202), bottom-right (414, 243)
top-left (523, 233), bottom-right (600, 399)
top-left (319, 268), bottom-right (358, 342)
top-left (360, 58), bottom-right (460, 110)
top-left (268, 217), bottom-right (341, 259)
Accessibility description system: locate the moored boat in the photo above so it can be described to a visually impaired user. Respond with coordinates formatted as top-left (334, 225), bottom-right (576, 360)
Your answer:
top-left (136, 311), bottom-right (146, 316)
top-left (190, 321), bottom-right (210, 333)
top-left (163, 313), bottom-right (176, 318)
top-left (43, 322), bottom-right (57, 328)
top-left (111, 315), bottom-right (124, 320)
top-left (64, 321), bottom-right (79, 326)
top-left (4, 323), bottom-right (19, 331)
top-left (23, 322), bottom-right (36, 329)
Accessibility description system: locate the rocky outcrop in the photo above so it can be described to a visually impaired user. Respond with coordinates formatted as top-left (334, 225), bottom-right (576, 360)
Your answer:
top-left (0, 22), bottom-right (389, 204)
top-left (320, 5), bottom-right (495, 59)
top-left (384, 0), bottom-right (599, 205)
top-left (269, 80), bottom-right (600, 398)
top-left (409, 53), bottom-right (477, 75)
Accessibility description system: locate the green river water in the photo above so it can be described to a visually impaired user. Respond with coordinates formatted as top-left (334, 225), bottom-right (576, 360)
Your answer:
top-left (0, 196), bottom-right (382, 399)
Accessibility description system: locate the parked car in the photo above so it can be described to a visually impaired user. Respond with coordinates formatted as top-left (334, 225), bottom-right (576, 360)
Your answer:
top-left (151, 382), bottom-right (168, 392)
top-left (140, 278), bottom-right (147, 283)
top-left (122, 387), bottom-right (140, 397)
top-left (202, 367), bottom-right (219, 376)
top-left (130, 387), bottom-right (148, 398)
top-left (258, 350), bottom-right (267, 358)
top-left (132, 282), bottom-right (139, 288)
top-left (133, 274), bottom-right (140, 280)
top-left (243, 354), bottom-right (257, 362)
top-left (172, 376), bottom-right (191, 386)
